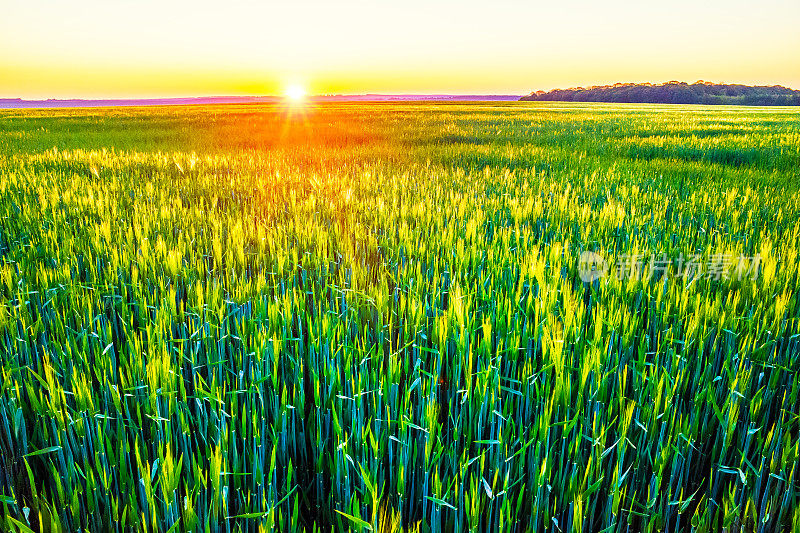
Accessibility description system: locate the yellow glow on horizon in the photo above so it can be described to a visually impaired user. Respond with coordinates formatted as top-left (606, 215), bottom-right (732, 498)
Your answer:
top-left (1, 0), bottom-right (799, 98)
top-left (285, 84), bottom-right (307, 102)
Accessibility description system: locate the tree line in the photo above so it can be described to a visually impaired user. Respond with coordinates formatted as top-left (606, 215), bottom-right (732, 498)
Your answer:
top-left (520, 81), bottom-right (800, 105)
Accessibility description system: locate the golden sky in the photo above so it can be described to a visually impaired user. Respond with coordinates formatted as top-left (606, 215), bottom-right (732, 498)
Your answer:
top-left (2, 0), bottom-right (799, 98)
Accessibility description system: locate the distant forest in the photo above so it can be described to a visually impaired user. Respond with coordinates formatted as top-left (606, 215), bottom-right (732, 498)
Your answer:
top-left (520, 81), bottom-right (800, 105)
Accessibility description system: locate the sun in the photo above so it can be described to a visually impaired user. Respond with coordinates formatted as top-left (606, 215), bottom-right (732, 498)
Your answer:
top-left (284, 84), bottom-right (307, 103)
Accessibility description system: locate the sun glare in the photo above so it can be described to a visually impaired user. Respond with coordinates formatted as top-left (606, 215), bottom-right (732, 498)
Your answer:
top-left (285, 84), bottom-right (307, 102)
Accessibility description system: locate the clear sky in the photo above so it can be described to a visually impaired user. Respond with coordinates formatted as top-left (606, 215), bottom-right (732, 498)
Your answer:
top-left (2, 0), bottom-right (799, 98)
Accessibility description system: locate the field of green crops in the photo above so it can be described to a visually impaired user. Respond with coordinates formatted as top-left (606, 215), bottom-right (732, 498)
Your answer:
top-left (0, 102), bottom-right (799, 532)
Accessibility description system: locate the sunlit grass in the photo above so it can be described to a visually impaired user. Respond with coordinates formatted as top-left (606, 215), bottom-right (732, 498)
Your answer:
top-left (0, 102), bottom-right (798, 532)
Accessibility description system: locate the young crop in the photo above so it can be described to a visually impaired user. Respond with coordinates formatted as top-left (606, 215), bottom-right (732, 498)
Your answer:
top-left (0, 102), bottom-right (798, 532)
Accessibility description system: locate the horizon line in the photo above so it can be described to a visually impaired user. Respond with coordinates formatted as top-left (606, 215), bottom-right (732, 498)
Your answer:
top-left (0, 94), bottom-right (526, 109)
top-left (3, 81), bottom-right (799, 109)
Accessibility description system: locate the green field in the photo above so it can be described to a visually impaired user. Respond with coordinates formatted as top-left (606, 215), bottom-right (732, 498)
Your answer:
top-left (0, 102), bottom-right (799, 532)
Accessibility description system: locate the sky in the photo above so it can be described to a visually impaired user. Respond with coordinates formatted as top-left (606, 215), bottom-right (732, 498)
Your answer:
top-left (2, 0), bottom-right (799, 98)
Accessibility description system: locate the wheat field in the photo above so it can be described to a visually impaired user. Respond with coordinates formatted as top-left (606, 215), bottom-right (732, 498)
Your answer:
top-left (0, 102), bottom-right (799, 532)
